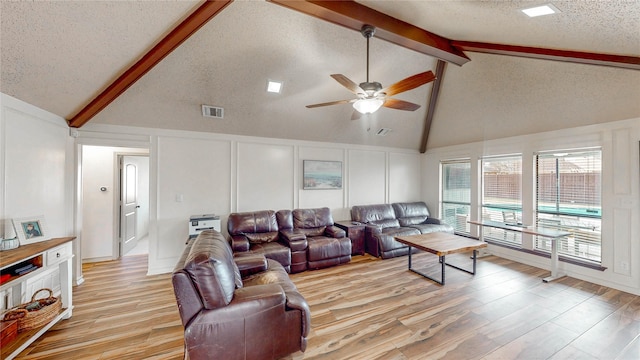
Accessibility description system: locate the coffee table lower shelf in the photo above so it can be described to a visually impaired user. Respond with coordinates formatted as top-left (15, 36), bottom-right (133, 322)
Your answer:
top-left (396, 232), bottom-right (488, 286)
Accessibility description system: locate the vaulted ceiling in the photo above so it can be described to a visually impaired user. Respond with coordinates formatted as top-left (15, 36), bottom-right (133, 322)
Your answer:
top-left (2, 1), bottom-right (639, 151)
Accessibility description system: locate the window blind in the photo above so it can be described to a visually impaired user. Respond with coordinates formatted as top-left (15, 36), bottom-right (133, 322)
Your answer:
top-left (441, 160), bottom-right (471, 234)
top-left (481, 155), bottom-right (522, 245)
top-left (535, 149), bottom-right (602, 263)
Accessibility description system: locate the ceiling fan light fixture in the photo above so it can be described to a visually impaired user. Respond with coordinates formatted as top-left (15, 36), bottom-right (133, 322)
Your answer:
top-left (353, 98), bottom-right (383, 114)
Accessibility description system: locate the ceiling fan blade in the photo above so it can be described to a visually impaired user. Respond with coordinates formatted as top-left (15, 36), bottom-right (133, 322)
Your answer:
top-left (306, 99), bottom-right (355, 108)
top-left (378, 71), bottom-right (436, 97)
top-left (383, 98), bottom-right (422, 111)
top-left (331, 74), bottom-right (365, 95)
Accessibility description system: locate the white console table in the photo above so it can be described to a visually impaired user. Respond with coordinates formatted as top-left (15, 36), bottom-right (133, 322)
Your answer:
top-left (0, 237), bottom-right (74, 360)
top-left (469, 220), bottom-right (571, 282)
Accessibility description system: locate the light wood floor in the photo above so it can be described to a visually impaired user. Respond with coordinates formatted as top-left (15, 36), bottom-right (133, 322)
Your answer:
top-left (14, 252), bottom-right (640, 359)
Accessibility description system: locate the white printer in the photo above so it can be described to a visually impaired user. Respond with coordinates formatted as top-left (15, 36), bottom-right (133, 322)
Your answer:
top-left (188, 214), bottom-right (221, 239)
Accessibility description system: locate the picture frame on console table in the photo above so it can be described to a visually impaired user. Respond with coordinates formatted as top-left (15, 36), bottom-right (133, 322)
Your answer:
top-left (12, 215), bottom-right (48, 245)
top-left (303, 160), bottom-right (342, 190)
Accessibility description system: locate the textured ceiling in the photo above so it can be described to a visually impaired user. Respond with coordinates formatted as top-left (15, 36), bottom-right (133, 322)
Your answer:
top-left (1, 0), bottom-right (639, 150)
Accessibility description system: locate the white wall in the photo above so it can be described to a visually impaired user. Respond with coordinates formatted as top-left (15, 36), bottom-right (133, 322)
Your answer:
top-left (423, 118), bottom-right (640, 295)
top-left (81, 146), bottom-right (115, 260)
top-left (0, 93), bottom-right (76, 278)
top-left (77, 124), bottom-right (422, 275)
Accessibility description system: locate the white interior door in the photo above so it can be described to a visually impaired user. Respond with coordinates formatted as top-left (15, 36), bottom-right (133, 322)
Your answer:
top-left (120, 156), bottom-right (139, 256)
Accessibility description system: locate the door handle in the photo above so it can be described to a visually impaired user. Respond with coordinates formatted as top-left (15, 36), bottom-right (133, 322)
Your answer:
top-left (136, 205), bottom-right (141, 208)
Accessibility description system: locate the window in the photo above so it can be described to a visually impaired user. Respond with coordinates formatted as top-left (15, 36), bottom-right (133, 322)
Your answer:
top-left (536, 149), bottom-right (602, 263)
top-left (482, 155), bottom-right (522, 245)
top-left (441, 161), bottom-right (471, 234)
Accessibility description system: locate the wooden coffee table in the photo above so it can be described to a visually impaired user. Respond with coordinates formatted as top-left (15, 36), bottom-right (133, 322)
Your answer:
top-left (395, 232), bottom-right (487, 285)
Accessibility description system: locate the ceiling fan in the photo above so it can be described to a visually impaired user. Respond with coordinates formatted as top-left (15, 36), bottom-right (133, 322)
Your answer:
top-left (306, 24), bottom-right (436, 116)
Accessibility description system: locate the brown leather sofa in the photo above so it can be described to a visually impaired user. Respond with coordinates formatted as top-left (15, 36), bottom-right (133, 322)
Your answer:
top-left (172, 230), bottom-right (310, 360)
top-left (227, 210), bottom-right (292, 272)
top-left (351, 202), bottom-right (453, 259)
top-left (287, 207), bottom-right (352, 270)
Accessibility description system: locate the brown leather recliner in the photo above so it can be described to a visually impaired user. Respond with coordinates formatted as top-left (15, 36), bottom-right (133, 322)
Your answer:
top-left (172, 230), bottom-right (310, 360)
top-left (227, 210), bottom-right (292, 272)
top-left (289, 207), bottom-right (351, 270)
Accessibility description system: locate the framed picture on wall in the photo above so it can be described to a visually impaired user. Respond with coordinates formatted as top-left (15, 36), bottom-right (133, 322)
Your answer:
top-left (303, 160), bottom-right (343, 190)
top-left (13, 215), bottom-right (47, 245)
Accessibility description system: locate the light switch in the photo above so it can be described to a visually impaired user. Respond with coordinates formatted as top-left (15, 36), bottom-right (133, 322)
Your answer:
top-left (176, 194), bottom-right (184, 202)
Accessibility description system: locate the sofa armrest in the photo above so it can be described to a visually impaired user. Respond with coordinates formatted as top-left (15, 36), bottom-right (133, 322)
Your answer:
top-left (234, 254), bottom-right (268, 277)
top-left (365, 224), bottom-right (382, 236)
top-left (194, 284), bottom-right (286, 324)
top-left (324, 225), bottom-right (346, 238)
top-left (230, 234), bottom-right (250, 252)
top-left (424, 217), bottom-right (445, 225)
top-left (280, 229), bottom-right (308, 253)
top-left (285, 291), bottom-right (311, 338)
top-left (280, 229), bottom-right (306, 243)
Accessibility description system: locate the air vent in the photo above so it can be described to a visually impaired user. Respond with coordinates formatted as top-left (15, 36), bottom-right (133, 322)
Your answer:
top-left (376, 128), bottom-right (392, 136)
top-left (202, 105), bottom-right (224, 119)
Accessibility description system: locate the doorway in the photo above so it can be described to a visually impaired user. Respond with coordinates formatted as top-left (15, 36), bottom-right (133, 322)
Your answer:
top-left (80, 145), bottom-right (149, 262)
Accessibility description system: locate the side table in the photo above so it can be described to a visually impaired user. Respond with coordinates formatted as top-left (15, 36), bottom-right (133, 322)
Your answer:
top-left (334, 220), bottom-right (365, 256)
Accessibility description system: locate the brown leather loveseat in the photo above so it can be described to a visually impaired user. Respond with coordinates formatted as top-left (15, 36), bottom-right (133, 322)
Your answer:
top-left (172, 230), bottom-right (310, 360)
top-left (351, 201), bottom-right (453, 259)
top-left (392, 202), bottom-right (454, 235)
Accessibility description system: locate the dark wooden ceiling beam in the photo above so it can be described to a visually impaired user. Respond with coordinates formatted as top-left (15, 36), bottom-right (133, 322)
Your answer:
top-left (267, 0), bottom-right (470, 66)
top-left (452, 41), bottom-right (640, 71)
top-left (68, 0), bottom-right (233, 128)
top-left (420, 60), bottom-right (446, 153)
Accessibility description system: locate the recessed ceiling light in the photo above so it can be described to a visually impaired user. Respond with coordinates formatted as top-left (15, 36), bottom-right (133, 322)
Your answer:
top-left (267, 80), bottom-right (283, 94)
top-left (521, 4), bottom-right (560, 17)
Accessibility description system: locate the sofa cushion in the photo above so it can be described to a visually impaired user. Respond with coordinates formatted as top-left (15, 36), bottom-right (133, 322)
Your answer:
top-left (243, 259), bottom-right (299, 295)
top-left (183, 231), bottom-right (242, 309)
top-left (380, 226), bottom-right (420, 237)
top-left (298, 227), bottom-right (326, 237)
top-left (228, 210), bottom-right (279, 244)
top-left (407, 223), bottom-right (454, 234)
top-left (293, 207), bottom-right (333, 228)
top-left (398, 216), bottom-right (428, 227)
top-left (370, 218), bottom-right (400, 229)
top-left (292, 207), bottom-right (335, 236)
top-left (245, 231), bottom-right (279, 244)
top-left (392, 202), bottom-right (430, 219)
top-left (249, 242), bottom-right (292, 269)
top-left (276, 209), bottom-right (294, 230)
top-left (351, 204), bottom-right (396, 223)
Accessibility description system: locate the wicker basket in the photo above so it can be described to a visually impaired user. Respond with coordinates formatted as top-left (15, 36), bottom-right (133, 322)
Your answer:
top-left (2, 288), bottom-right (61, 332)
